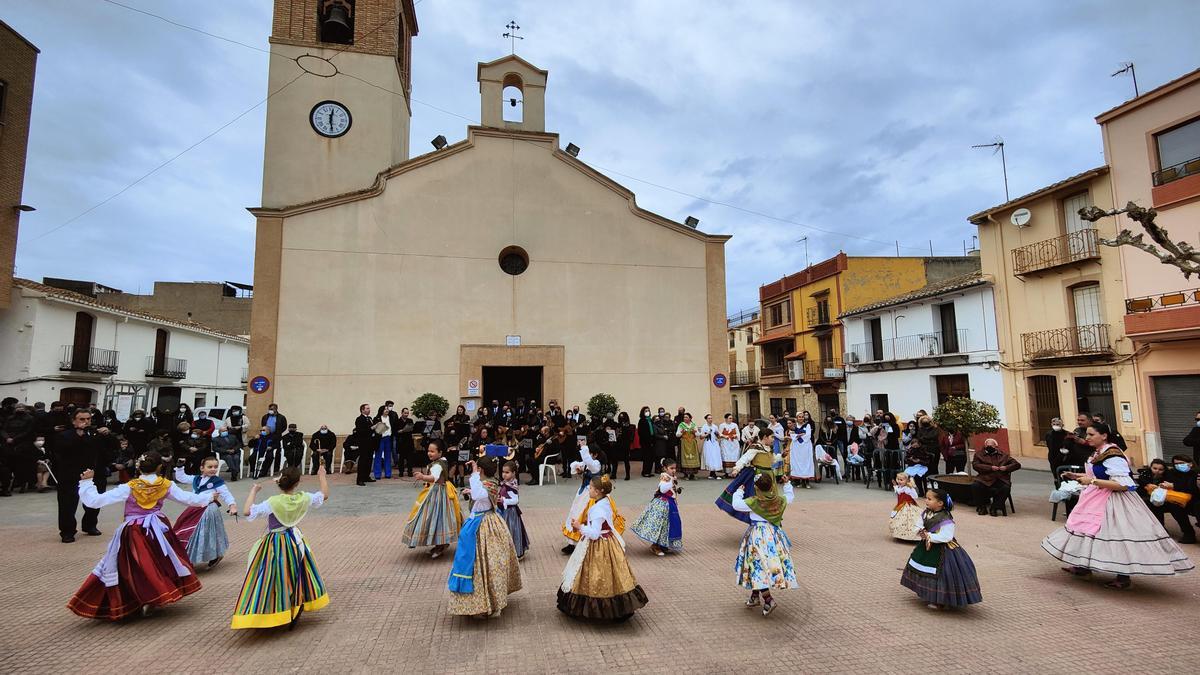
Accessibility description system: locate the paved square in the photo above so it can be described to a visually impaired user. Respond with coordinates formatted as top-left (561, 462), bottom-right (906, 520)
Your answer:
top-left (1, 470), bottom-right (1198, 674)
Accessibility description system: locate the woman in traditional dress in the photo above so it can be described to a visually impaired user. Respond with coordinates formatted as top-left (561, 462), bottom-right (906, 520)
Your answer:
top-left (402, 439), bottom-right (463, 559)
top-left (698, 414), bottom-right (723, 480)
top-left (67, 451), bottom-right (216, 621)
top-left (448, 457), bottom-right (523, 618)
top-left (630, 458), bottom-right (683, 555)
top-left (675, 413), bottom-right (700, 480)
top-left (888, 472), bottom-right (922, 542)
top-left (787, 419), bottom-right (816, 488)
top-left (561, 439), bottom-right (602, 554)
top-left (900, 487), bottom-right (982, 609)
top-left (1042, 422), bottom-right (1193, 589)
top-left (731, 473), bottom-right (798, 617)
top-left (231, 463), bottom-right (330, 629)
top-left (717, 427), bottom-right (781, 522)
top-left (498, 461), bottom-right (530, 559)
top-left (173, 455), bottom-right (237, 568)
top-left (718, 414), bottom-right (741, 477)
top-left (558, 475), bottom-right (648, 621)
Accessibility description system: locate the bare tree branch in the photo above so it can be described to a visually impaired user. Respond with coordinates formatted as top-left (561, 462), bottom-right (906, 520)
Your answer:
top-left (1079, 201), bottom-right (1200, 278)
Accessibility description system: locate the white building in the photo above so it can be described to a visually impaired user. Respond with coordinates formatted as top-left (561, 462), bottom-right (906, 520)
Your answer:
top-left (839, 271), bottom-right (1007, 432)
top-left (0, 278), bottom-right (248, 417)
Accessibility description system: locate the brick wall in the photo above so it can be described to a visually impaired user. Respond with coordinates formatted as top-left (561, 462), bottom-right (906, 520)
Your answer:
top-left (271, 0), bottom-right (416, 90)
top-left (104, 282), bottom-right (252, 336)
top-left (0, 22), bottom-right (39, 310)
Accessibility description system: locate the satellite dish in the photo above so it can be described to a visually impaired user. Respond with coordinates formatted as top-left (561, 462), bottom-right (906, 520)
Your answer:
top-left (1010, 207), bottom-right (1032, 228)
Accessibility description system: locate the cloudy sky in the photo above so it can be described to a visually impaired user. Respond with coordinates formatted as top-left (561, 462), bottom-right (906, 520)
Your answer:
top-left (8, 0), bottom-right (1200, 311)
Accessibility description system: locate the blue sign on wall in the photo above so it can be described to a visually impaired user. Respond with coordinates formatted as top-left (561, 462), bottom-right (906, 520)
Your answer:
top-left (713, 373), bottom-right (727, 388)
top-left (250, 376), bottom-right (270, 394)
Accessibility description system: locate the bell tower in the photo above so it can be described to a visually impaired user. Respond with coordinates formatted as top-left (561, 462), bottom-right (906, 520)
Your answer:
top-left (478, 55), bottom-right (548, 133)
top-left (260, 1), bottom-right (418, 208)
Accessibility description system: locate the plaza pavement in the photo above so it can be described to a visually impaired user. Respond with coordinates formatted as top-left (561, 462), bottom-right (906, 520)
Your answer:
top-left (1, 467), bottom-right (1198, 674)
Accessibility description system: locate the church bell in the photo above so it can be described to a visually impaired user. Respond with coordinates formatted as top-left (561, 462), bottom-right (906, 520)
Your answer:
top-left (319, 0), bottom-right (354, 45)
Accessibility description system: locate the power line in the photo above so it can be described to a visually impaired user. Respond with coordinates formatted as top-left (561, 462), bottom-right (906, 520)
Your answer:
top-left (99, 0), bottom-right (271, 54)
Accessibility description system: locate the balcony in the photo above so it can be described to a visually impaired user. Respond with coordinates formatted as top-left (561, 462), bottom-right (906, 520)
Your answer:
top-left (59, 345), bottom-right (119, 375)
top-left (1011, 229), bottom-right (1100, 276)
top-left (760, 363), bottom-right (792, 386)
top-left (1124, 288), bottom-right (1200, 341)
top-left (1152, 155), bottom-right (1200, 186)
top-left (806, 305), bottom-right (832, 328)
top-left (803, 359), bottom-right (844, 382)
top-left (146, 356), bottom-right (188, 379)
top-left (1127, 288), bottom-right (1200, 314)
top-left (846, 329), bottom-right (969, 365)
top-left (1021, 324), bottom-right (1112, 361)
top-left (729, 369), bottom-right (759, 388)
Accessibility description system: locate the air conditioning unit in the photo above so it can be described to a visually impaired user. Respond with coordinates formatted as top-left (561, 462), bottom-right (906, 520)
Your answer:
top-left (844, 352), bottom-right (860, 364)
top-left (788, 360), bottom-right (804, 381)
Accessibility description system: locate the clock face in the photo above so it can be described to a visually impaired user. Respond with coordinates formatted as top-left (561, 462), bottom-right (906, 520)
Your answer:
top-left (310, 100), bottom-right (352, 138)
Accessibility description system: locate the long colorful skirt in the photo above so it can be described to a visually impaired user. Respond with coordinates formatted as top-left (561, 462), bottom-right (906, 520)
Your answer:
top-left (175, 502), bottom-right (229, 565)
top-left (1041, 488), bottom-right (1194, 576)
top-left (231, 528), bottom-right (329, 629)
top-left (448, 511), bottom-right (523, 616)
top-left (900, 541), bottom-right (982, 606)
top-left (715, 467), bottom-right (758, 523)
top-left (68, 514), bottom-right (200, 621)
top-left (558, 533), bottom-right (648, 620)
top-left (501, 505), bottom-right (530, 558)
top-left (402, 481), bottom-right (462, 548)
top-left (630, 496), bottom-right (683, 552)
top-left (889, 503), bottom-right (923, 542)
top-left (734, 521), bottom-right (798, 591)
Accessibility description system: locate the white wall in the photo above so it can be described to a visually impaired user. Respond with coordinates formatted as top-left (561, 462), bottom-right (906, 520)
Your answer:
top-left (844, 363), bottom-right (1006, 423)
top-left (842, 286), bottom-right (999, 356)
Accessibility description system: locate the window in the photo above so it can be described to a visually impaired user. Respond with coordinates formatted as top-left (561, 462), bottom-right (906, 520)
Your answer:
top-left (729, 331), bottom-right (736, 349)
top-left (1071, 283), bottom-right (1103, 327)
top-left (866, 317), bottom-right (883, 361)
top-left (784, 398), bottom-right (797, 416)
top-left (502, 75), bottom-right (524, 123)
top-left (938, 303), bottom-right (960, 354)
top-left (766, 301), bottom-right (790, 328)
top-left (870, 394), bottom-right (890, 414)
top-left (70, 312), bottom-right (95, 371)
top-left (1154, 117), bottom-right (1200, 184)
top-left (934, 374), bottom-right (970, 406)
top-left (153, 329), bottom-right (169, 374)
top-left (763, 343), bottom-right (789, 368)
top-left (817, 335), bottom-right (833, 365)
top-left (769, 398), bottom-right (783, 416)
top-left (498, 246), bottom-right (529, 275)
top-left (816, 298), bottom-right (830, 325)
top-left (194, 393), bottom-right (208, 409)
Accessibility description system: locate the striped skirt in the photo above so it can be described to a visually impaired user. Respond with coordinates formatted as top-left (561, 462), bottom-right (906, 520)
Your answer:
top-left (231, 528), bottom-right (328, 629)
top-left (402, 482), bottom-right (462, 548)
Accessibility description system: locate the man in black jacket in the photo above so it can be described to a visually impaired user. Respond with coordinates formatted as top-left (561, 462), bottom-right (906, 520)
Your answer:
top-left (55, 409), bottom-right (110, 542)
top-left (309, 425), bottom-right (337, 475)
top-left (261, 403), bottom-right (287, 440)
top-left (247, 426), bottom-right (281, 479)
top-left (1183, 409), bottom-right (1200, 464)
top-left (354, 403), bottom-right (379, 487)
top-left (281, 423), bottom-right (305, 470)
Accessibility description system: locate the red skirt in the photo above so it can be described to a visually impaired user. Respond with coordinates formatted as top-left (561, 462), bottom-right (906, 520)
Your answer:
top-left (67, 515), bottom-right (201, 620)
top-left (173, 505), bottom-right (205, 549)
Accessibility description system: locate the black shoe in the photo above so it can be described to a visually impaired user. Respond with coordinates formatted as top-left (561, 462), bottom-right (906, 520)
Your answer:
top-left (84, 529), bottom-right (102, 536)
top-left (624, 476), bottom-right (630, 481)
top-left (365, 478), bottom-right (377, 483)
top-left (61, 535), bottom-right (75, 543)
top-left (0, 491), bottom-right (11, 497)
top-left (561, 544), bottom-right (575, 555)
top-left (356, 482), bottom-right (367, 486)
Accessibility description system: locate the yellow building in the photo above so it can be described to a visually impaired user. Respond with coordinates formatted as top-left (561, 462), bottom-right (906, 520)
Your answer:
top-left (247, 1), bottom-right (731, 427)
top-left (969, 168), bottom-right (1143, 463)
top-left (755, 254), bottom-right (979, 419)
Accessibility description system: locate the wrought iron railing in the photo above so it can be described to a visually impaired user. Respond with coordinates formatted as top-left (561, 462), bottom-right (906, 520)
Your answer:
top-left (1152, 155), bottom-right (1200, 186)
top-left (1021, 324), bottom-right (1111, 360)
top-left (145, 356), bottom-right (187, 379)
top-left (846, 329), bottom-right (968, 364)
top-left (803, 359), bottom-right (844, 381)
top-left (59, 345), bottom-right (119, 374)
top-left (760, 364), bottom-right (788, 378)
top-left (806, 305), bottom-right (832, 328)
top-left (1126, 288), bottom-right (1200, 314)
top-left (727, 307), bottom-right (760, 326)
top-left (729, 369), bottom-right (759, 387)
top-left (1011, 229), bottom-right (1100, 275)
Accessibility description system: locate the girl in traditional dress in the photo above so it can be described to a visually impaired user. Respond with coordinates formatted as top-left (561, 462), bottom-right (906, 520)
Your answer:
top-left (173, 455), bottom-right (237, 568)
top-left (448, 457), bottom-right (523, 618)
top-left (889, 472), bottom-right (922, 542)
top-left (698, 414), bottom-right (723, 480)
top-left (731, 473), bottom-right (798, 617)
top-left (630, 458), bottom-right (683, 555)
top-left (717, 427), bottom-right (781, 522)
top-left (558, 475), bottom-right (649, 621)
top-left (403, 439), bottom-right (464, 559)
top-left (787, 420), bottom-right (816, 488)
top-left (231, 463), bottom-right (330, 629)
top-left (1042, 422), bottom-right (1193, 589)
top-left (562, 439), bottom-right (602, 554)
top-left (67, 451), bottom-right (216, 621)
top-left (676, 413), bottom-right (700, 480)
top-left (718, 414), bottom-right (740, 477)
top-left (499, 460), bottom-right (530, 559)
top-left (900, 488), bottom-right (982, 610)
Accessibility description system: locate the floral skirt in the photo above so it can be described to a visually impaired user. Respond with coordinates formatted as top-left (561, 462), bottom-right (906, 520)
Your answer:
top-left (231, 529), bottom-right (328, 629)
top-left (558, 534), bottom-right (648, 620)
top-left (734, 521), bottom-right (798, 591)
top-left (176, 502), bottom-right (229, 565)
top-left (630, 497), bottom-right (683, 552)
top-left (402, 482), bottom-right (462, 548)
top-left (448, 512), bottom-right (523, 616)
top-left (889, 503), bottom-right (923, 542)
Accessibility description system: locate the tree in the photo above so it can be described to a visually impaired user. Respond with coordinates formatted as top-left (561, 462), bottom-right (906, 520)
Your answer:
top-left (586, 393), bottom-right (619, 421)
top-left (411, 392), bottom-right (449, 420)
top-left (933, 397), bottom-right (1000, 474)
top-left (1080, 202), bottom-right (1200, 278)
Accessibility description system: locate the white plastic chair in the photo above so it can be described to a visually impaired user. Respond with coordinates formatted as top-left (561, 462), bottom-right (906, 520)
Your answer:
top-left (538, 452), bottom-right (560, 486)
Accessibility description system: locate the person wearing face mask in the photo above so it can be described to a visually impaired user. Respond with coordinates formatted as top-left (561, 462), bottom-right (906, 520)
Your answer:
top-left (1137, 457), bottom-right (1197, 544)
top-left (211, 424), bottom-right (242, 481)
top-left (637, 407), bottom-right (656, 477)
top-left (225, 405), bottom-right (248, 448)
top-left (179, 423), bottom-right (212, 474)
top-left (281, 423), bottom-right (306, 471)
top-left (1, 403), bottom-right (36, 495)
top-left (971, 439), bottom-right (1022, 516)
top-left (308, 424), bottom-right (337, 475)
top-left (1045, 417), bottom-right (1071, 483)
top-left (123, 409), bottom-right (151, 455)
top-left (248, 425), bottom-right (281, 480)
top-left (1183, 410), bottom-right (1200, 465)
top-left (395, 407), bottom-right (416, 477)
top-left (192, 410), bottom-right (215, 438)
top-left (261, 403), bottom-right (286, 441)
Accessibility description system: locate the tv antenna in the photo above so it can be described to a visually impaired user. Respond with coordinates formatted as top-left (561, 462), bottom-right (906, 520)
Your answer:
top-left (972, 136), bottom-right (1009, 202)
top-left (503, 20), bottom-right (523, 55)
top-left (1111, 62), bottom-right (1139, 98)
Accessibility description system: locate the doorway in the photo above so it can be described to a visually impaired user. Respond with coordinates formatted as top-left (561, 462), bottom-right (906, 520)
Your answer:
top-left (1029, 375), bottom-right (1061, 443)
top-left (1075, 376), bottom-right (1116, 427)
top-left (934, 373), bottom-right (970, 406)
top-left (59, 387), bottom-right (95, 407)
top-left (748, 390), bottom-right (761, 420)
top-left (482, 366), bottom-right (542, 410)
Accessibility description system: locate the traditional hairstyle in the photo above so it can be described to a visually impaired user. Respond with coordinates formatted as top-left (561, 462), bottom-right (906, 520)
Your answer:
top-left (1087, 421), bottom-right (1112, 439)
top-left (502, 460), bottom-right (519, 476)
top-left (927, 487), bottom-right (953, 511)
top-left (660, 457), bottom-right (677, 469)
top-left (200, 454), bottom-right (220, 468)
top-left (427, 439), bottom-right (444, 455)
top-left (754, 473), bottom-right (774, 492)
top-left (277, 465), bottom-right (303, 491)
top-left (136, 451), bottom-right (162, 475)
top-left (477, 455), bottom-right (498, 478)
top-left (590, 474), bottom-right (614, 495)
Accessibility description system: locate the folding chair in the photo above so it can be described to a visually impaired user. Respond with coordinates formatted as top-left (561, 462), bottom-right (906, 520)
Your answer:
top-left (539, 452), bottom-right (560, 486)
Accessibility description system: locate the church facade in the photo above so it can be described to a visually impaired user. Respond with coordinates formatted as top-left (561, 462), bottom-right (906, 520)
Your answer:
top-left (248, 1), bottom-right (731, 426)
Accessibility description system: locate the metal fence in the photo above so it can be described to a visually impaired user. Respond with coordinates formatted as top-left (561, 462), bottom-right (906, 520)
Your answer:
top-left (145, 355), bottom-right (188, 379)
top-left (1021, 324), bottom-right (1111, 360)
top-left (59, 345), bottom-right (119, 374)
top-left (1011, 229), bottom-right (1099, 275)
top-left (846, 329), bottom-right (968, 364)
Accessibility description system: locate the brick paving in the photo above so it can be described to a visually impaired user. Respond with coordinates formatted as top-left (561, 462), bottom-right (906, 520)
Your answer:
top-left (1, 470), bottom-right (1199, 674)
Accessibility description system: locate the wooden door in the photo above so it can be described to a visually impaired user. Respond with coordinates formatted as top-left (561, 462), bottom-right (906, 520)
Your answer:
top-left (71, 312), bottom-right (93, 369)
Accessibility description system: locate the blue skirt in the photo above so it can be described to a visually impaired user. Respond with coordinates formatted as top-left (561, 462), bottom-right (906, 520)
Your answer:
top-left (715, 468), bottom-right (757, 524)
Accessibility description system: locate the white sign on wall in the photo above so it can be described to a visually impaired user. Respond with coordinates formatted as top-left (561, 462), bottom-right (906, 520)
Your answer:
top-left (467, 379), bottom-right (480, 396)
top-left (465, 400), bottom-right (477, 412)
top-left (506, 335), bottom-right (521, 346)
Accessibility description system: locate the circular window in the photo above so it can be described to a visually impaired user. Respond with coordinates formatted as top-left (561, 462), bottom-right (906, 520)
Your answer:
top-left (498, 245), bottom-right (530, 276)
